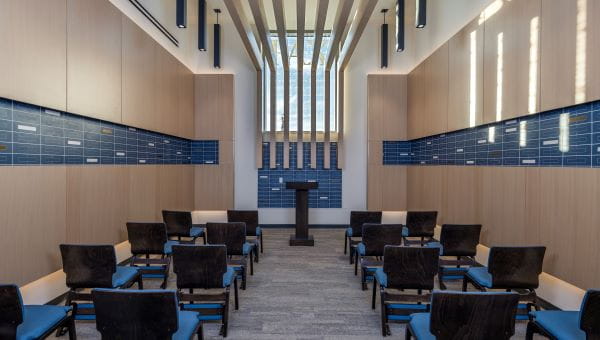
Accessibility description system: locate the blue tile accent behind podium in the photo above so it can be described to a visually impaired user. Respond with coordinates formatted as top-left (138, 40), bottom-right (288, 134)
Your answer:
top-left (258, 142), bottom-right (342, 208)
top-left (383, 100), bottom-right (600, 168)
top-left (0, 97), bottom-right (219, 165)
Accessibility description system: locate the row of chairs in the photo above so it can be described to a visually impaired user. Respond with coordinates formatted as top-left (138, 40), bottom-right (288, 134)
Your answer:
top-left (343, 211), bottom-right (600, 339)
top-left (0, 210), bottom-right (266, 340)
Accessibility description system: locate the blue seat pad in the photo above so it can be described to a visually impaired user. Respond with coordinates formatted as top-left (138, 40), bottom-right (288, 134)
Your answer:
top-left (375, 268), bottom-right (387, 287)
top-left (357, 243), bottom-right (366, 256)
top-left (242, 242), bottom-right (253, 255)
top-left (18, 305), bottom-right (71, 340)
top-left (402, 226), bottom-right (409, 237)
top-left (112, 266), bottom-right (140, 287)
top-left (408, 313), bottom-right (435, 340)
top-left (531, 311), bottom-right (585, 340)
top-left (346, 227), bottom-right (353, 237)
top-left (190, 227), bottom-right (204, 238)
top-left (223, 267), bottom-right (235, 287)
top-left (173, 311), bottom-right (201, 340)
top-left (425, 241), bottom-right (444, 255)
top-left (255, 226), bottom-right (262, 236)
top-left (466, 267), bottom-right (493, 288)
top-left (164, 240), bottom-right (179, 255)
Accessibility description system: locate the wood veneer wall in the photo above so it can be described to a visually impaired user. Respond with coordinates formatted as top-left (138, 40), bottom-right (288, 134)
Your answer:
top-left (0, 165), bottom-right (194, 286)
top-left (194, 74), bottom-right (235, 210)
top-left (367, 75), bottom-right (407, 210)
top-left (406, 166), bottom-right (600, 290)
top-left (0, 0), bottom-right (195, 139)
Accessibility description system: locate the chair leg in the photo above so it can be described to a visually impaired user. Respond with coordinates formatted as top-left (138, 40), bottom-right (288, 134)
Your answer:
top-left (344, 234), bottom-right (348, 254)
top-left (137, 273), bottom-right (144, 290)
top-left (249, 254), bottom-right (254, 275)
top-left (57, 292), bottom-right (74, 337)
top-left (361, 266), bottom-right (368, 291)
top-left (260, 234), bottom-right (264, 253)
top-left (405, 325), bottom-right (412, 340)
top-left (234, 278), bottom-right (239, 310)
top-left (525, 321), bottom-right (536, 340)
top-left (372, 280), bottom-right (377, 310)
top-left (354, 253), bottom-right (359, 276)
top-left (202, 233), bottom-right (207, 245)
top-left (254, 244), bottom-right (259, 263)
top-left (438, 266), bottom-right (446, 290)
top-left (242, 266), bottom-right (247, 290)
top-left (462, 275), bottom-right (469, 292)
top-left (222, 289), bottom-right (230, 338)
top-left (67, 315), bottom-right (76, 340)
top-left (380, 288), bottom-right (388, 337)
top-left (197, 323), bottom-right (204, 340)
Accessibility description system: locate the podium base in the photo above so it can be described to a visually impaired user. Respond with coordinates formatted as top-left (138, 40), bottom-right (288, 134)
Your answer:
top-left (289, 235), bottom-right (314, 246)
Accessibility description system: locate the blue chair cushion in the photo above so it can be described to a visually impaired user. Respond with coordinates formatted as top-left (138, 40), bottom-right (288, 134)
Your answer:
top-left (223, 267), bottom-right (235, 287)
top-left (375, 268), bottom-right (387, 288)
top-left (408, 313), bottom-right (435, 340)
top-left (256, 226), bottom-right (262, 236)
top-left (173, 311), bottom-right (201, 340)
top-left (466, 267), bottom-right (493, 288)
top-left (242, 242), bottom-right (253, 255)
top-left (190, 227), bottom-right (204, 238)
top-left (346, 227), bottom-right (353, 237)
top-left (425, 241), bottom-right (444, 255)
top-left (356, 242), bottom-right (366, 256)
top-left (531, 311), bottom-right (585, 340)
top-left (402, 226), bottom-right (409, 237)
top-left (112, 266), bottom-right (140, 287)
top-left (18, 305), bottom-right (71, 340)
top-left (164, 240), bottom-right (179, 255)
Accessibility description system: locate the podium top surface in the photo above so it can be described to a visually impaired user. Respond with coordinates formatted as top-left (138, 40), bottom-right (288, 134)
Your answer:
top-left (285, 181), bottom-right (318, 190)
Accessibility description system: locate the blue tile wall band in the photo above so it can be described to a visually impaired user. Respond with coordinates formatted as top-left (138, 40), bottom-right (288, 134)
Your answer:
top-left (383, 100), bottom-right (600, 168)
top-left (258, 142), bottom-right (342, 209)
top-left (0, 97), bottom-right (218, 165)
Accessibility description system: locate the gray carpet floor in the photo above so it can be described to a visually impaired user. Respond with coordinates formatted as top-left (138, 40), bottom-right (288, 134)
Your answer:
top-left (56, 228), bottom-right (543, 339)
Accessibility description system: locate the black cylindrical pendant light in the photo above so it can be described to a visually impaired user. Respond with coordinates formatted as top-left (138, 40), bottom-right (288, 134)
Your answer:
top-left (381, 9), bottom-right (388, 69)
top-left (396, 0), bottom-right (405, 51)
top-left (416, 0), bottom-right (426, 28)
top-left (214, 9), bottom-right (221, 68)
top-left (198, 0), bottom-right (207, 51)
top-left (176, 0), bottom-right (187, 28)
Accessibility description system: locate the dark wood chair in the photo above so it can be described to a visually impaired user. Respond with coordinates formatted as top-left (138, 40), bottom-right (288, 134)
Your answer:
top-left (345, 211), bottom-right (382, 264)
top-left (59, 244), bottom-right (142, 322)
top-left (0, 284), bottom-right (76, 340)
top-left (162, 210), bottom-right (206, 244)
top-left (527, 289), bottom-right (600, 340)
top-left (354, 224), bottom-right (403, 290)
top-left (406, 291), bottom-right (519, 340)
top-left (227, 210), bottom-right (262, 261)
top-left (463, 246), bottom-right (546, 320)
top-left (402, 211), bottom-right (438, 246)
top-left (127, 222), bottom-right (179, 289)
top-left (426, 224), bottom-right (482, 289)
top-left (172, 245), bottom-right (237, 337)
top-left (373, 246), bottom-right (439, 336)
top-left (92, 288), bottom-right (203, 340)
top-left (206, 222), bottom-right (254, 290)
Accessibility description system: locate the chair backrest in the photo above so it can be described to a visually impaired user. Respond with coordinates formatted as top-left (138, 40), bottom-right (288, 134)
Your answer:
top-left (162, 210), bottom-right (192, 237)
top-left (92, 289), bottom-right (179, 339)
top-left (361, 224), bottom-right (403, 256)
top-left (383, 246), bottom-right (439, 290)
top-left (405, 211), bottom-right (438, 237)
top-left (439, 224), bottom-right (482, 257)
top-left (349, 211), bottom-right (382, 236)
top-left (60, 244), bottom-right (117, 288)
top-left (429, 292), bottom-right (519, 340)
top-left (227, 210), bottom-right (259, 236)
top-left (488, 246), bottom-right (546, 289)
top-left (126, 222), bottom-right (169, 255)
top-left (0, 285), bottom-right (23, 338)
top-left (172, 245), bottom-right (228, 289)
top-left (206, 222), bottom-right (246, 255)
top-left (580, 289), bottom-right (600, 337)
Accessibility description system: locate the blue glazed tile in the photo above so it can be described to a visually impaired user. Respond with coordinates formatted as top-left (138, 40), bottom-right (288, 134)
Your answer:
top-left (0, 130), bottom-right (11, 142)
top-left (13, 143), bottom-right (40, 154)
top-left (0, 153), bottom-right (11, 164)
top-left (0, 108), bottom-right (11, 121)
top-left (41, 155), bottom-right (64, 164)
top-left (13, 154), bottom-right (40, 165)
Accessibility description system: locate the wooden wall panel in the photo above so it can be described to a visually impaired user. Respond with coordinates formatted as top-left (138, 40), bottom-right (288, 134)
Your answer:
top-left (178, 63), bottom-right (195, 139)
top-left (424, 43), bottom-right (449, 136)
top-left (66, 166), bottom-right (129, 245)
top-left (155, 46), bottom-right (180, 137)
top-left (128, 166), bottom-right (159, 222)
top-left (540, 0), bottom-right (600, 111)
top-left (448, 18), bottom-right (484, 131)
top-left (407, 63), bottom-right (425, 139)
top-left (0, 167), bottom-right (66, 285)
top-left (483, 0), bottom-right (541, 122)
top-left (444, 166), bottom-right (482, 224)
top-left (194, 165), bottom-right (234, 210)
top-left (407, 166), bottom-right (446, 223)
top-left (0, 0), bottom-right (67, 111)
top-left (66, 0), bottom-right (122, 123)
top-left (367, 75), bottom-right (407, 211)
top-left (122, 17), bottom-right (157, 132)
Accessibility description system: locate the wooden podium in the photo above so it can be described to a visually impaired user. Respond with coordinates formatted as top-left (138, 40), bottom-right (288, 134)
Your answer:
top-left (286, 181), bottom-right (318, 246)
